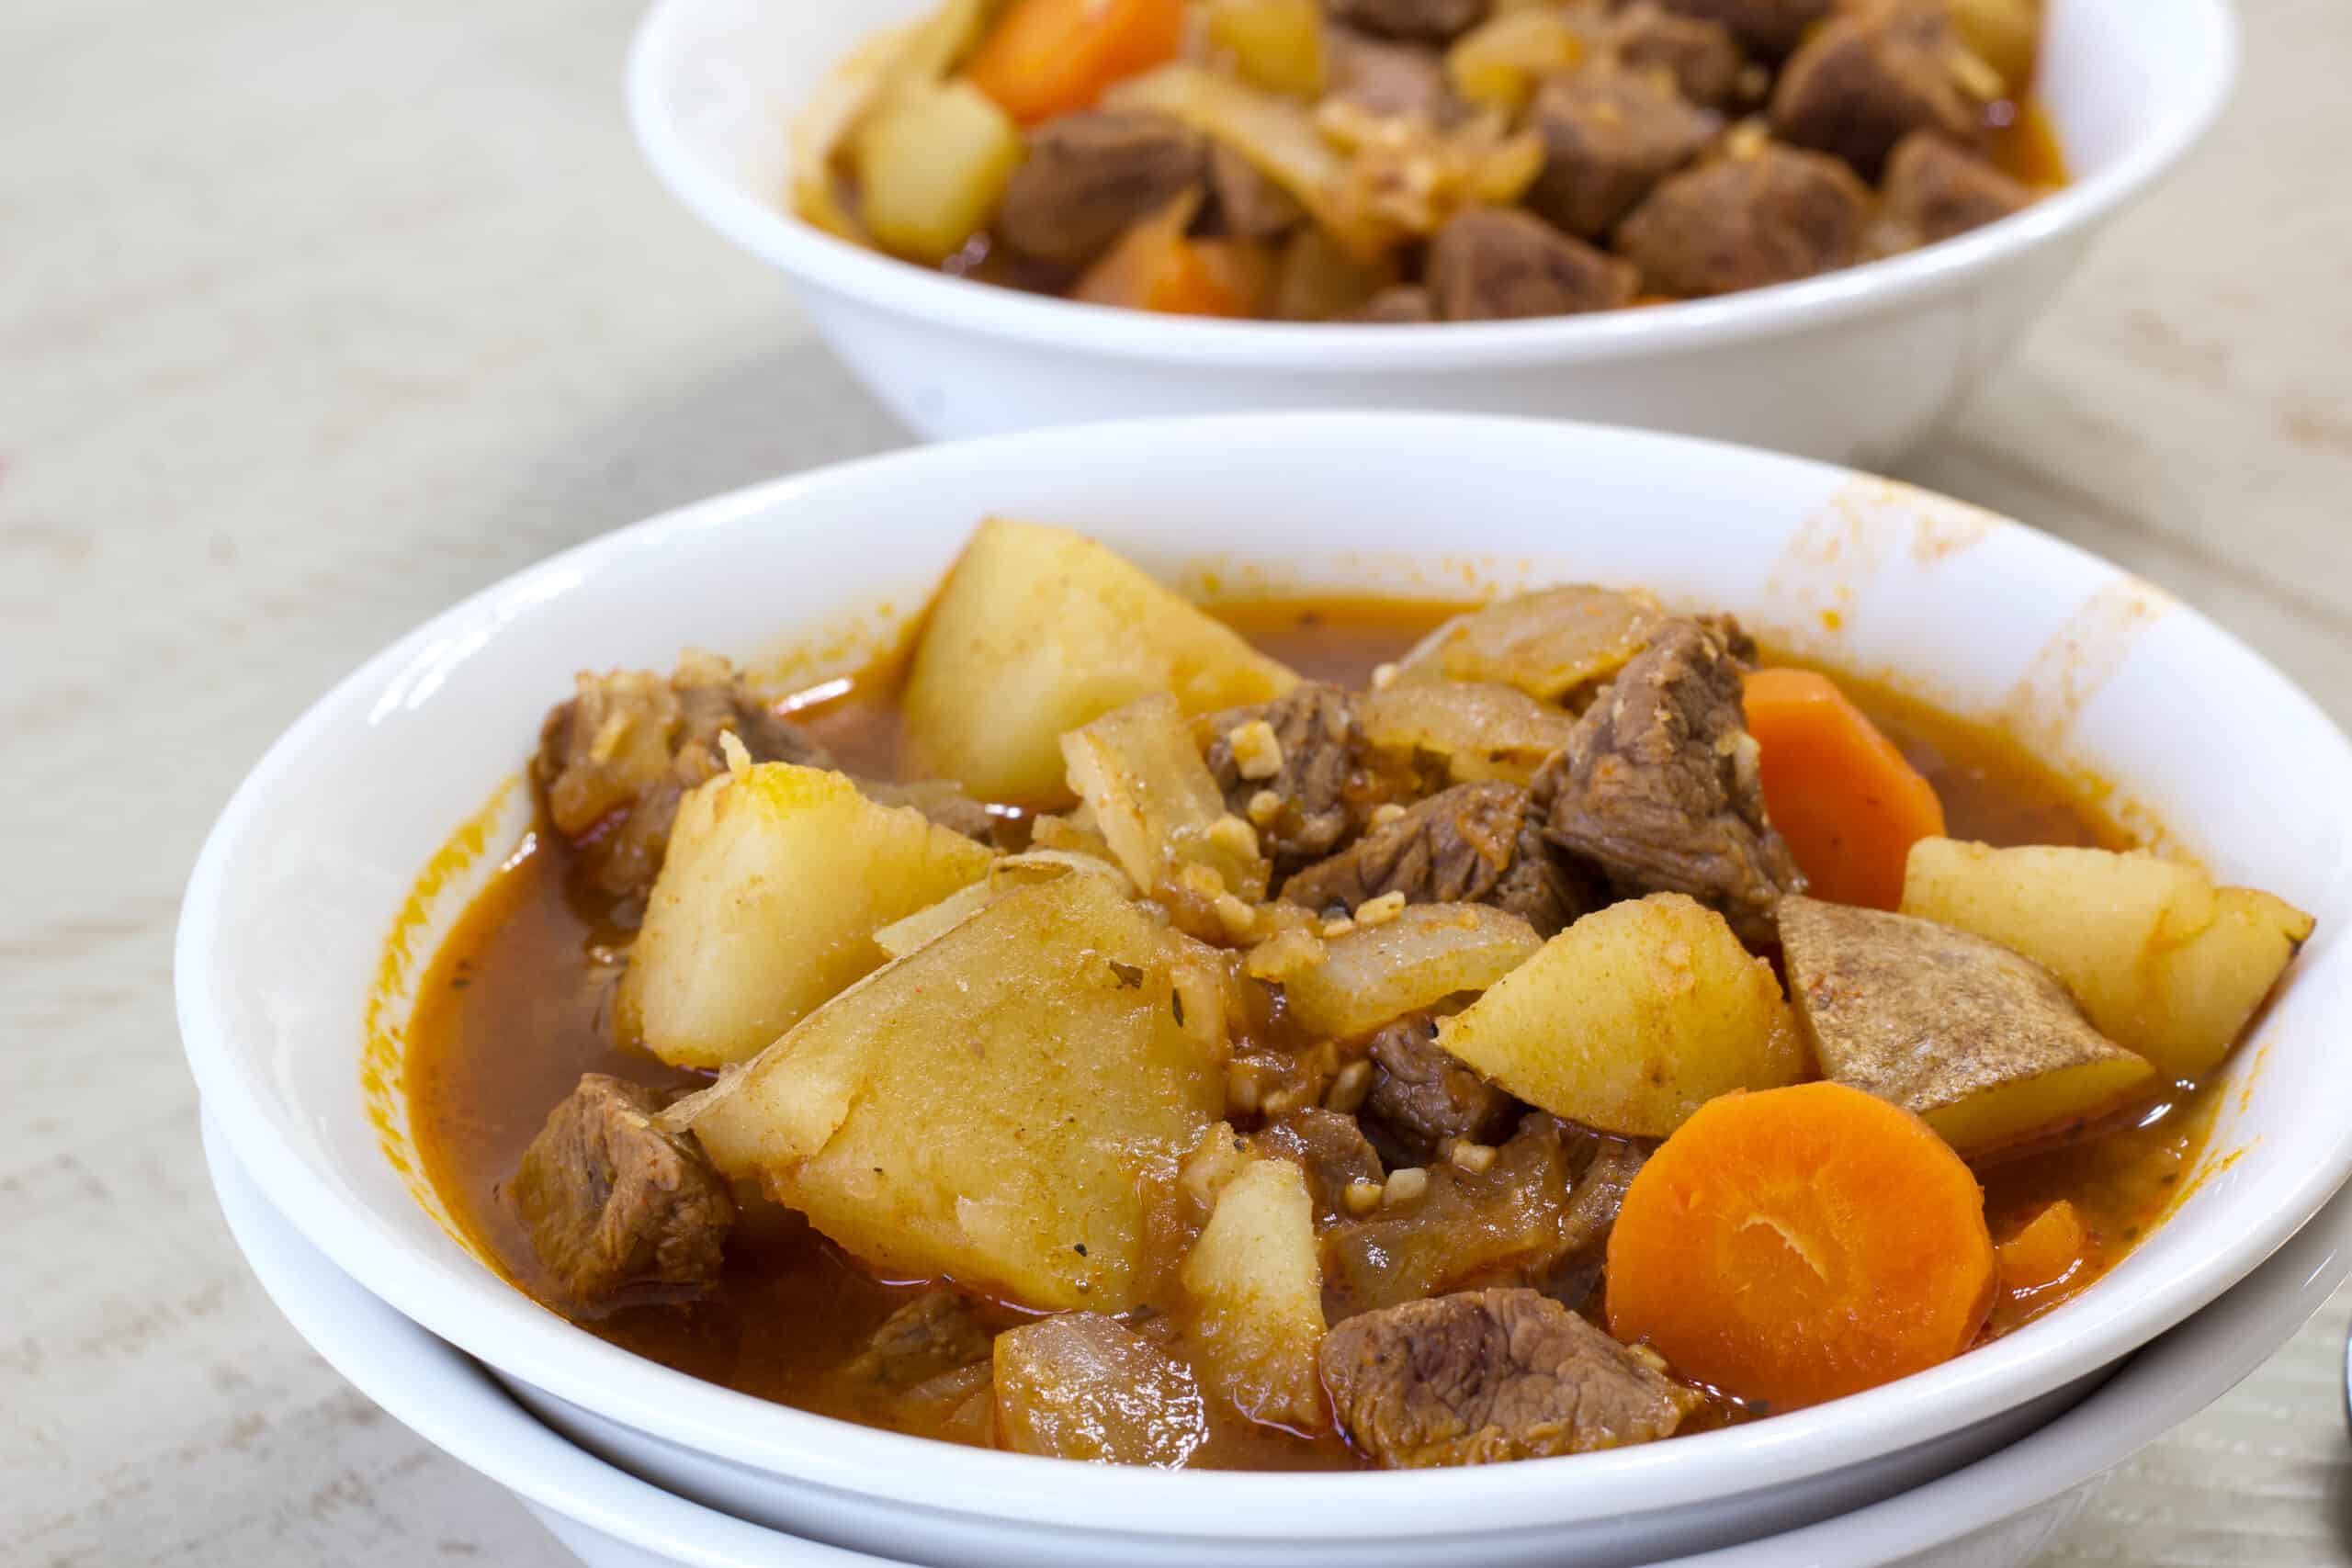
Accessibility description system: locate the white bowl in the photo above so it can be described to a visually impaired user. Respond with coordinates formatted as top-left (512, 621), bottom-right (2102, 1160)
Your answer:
top-left (206, 1100), bottom-right (2352, 1568)
top-left (178, 413), bottom-right (2352, 1568)
top-left (626, 0), bottom-right (2233, 463)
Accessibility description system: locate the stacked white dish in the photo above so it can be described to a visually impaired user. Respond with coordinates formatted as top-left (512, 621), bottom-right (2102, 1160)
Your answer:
top-left (182, 415), bottom-right (2352, 1567)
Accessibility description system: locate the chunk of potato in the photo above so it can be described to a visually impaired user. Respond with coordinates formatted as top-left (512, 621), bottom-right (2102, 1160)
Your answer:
top-left (1394, 586), bottom-right (1664, 702)
top-left (1062, 694), bottom-right (1270, 903)
top-left (1447, 8), bottom-right (1585, 113)
top-left (1947, 0), bottom-right (2040, 96)
top-left (1434, 893), bottom-right (1806, 1137)
top-left (679, 874), bottom-right (1227, 1310)
top-left (992, 1313), bottom-right (1208, 1465)
top-left (1282, 902), bottom-right (1542, 1041)
top-left (904, 520), bottom-right (1298, 804)
top-left (1780, 896), bottom-right (2154, 1155)
top-left (1180, 1157), bottom-right (1328, 1432)
top-left (1357, 680), bottom-right (1577, 787)
top-left (852, 79), bottom-right (1024, 265)
top-left (618, 763), bottom-right (996, 1069)
top-left (1902, 839), bottom-right (2313, 1077)
top-left (1206, 0), bottom-right (1326, 97)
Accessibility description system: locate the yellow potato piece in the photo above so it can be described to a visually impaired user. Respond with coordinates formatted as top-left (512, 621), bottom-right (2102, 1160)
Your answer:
top-left (1434, 892), bottom-right (1806, 1137)
top-left (852, 80), bottom-right (1023, 265)
top-left (1780, 896), bottom-right (2154, 1156)
top-left (1180, 1157), bottom-right (1328, 1433)
top-left (619, 763), bottom-right (995, 1068)
top-left (904, 520), bottom-right (1297, 804)
top-left (679, 874), bottom-right (1228, 1310)
top-left (1902, 839), bottom-right (2313, 1077)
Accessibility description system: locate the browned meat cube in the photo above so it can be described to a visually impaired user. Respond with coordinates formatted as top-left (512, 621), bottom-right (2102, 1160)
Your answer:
top-left (1203, 682), bottom-right (1391, 873)
top-left (1326, 26), bottom-right (1461, 122)
top-left (513, 1074), bottom-right (736, 1306)
top-left (534, 651), bottom-right (833, 905)
top-left (845, 1289), bottom-right (994, 1387)
top-left (1874, 130), bottom-right (2033, 250)
top-left (1602, 2), bottom-right (1747, 109)
top-left (1280, 780), bottom-right (1588, 935)
top-left (1327, 0), bottom-right (1490, 45)
top-left (1615, 141), bottom-right (1870, 297)
top-left (1525, 67), bottom-right (1723, 240)
top-left (1363, 1013), bottom-right (1519, 1160)
top-left (994, 111), bottom-right (1205, 269)
top-left (1654, 0), bottom-right (1832, 60)
top-left (1319, 1287), bottom-right (1700, 1466)
top-left (1531, 617), bottom-right (1802, 943)
top-left (1344, 285), bottom-right (1438, 322)
top-left (1206, 142), bottom-right (1306, 242)
top-left (1428, 208), bottom-right (1639, 321)
top-left (1249, 1107), bottom-right (1387, 1224)
top-left (1770, 0), bottom-right (1984, 179)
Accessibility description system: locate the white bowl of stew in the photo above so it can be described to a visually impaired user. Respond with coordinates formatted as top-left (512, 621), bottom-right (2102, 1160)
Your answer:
top-left (626, 0), bottom-right (2233, 464)
top-left (178, 413), bottom-right (2352, 1567)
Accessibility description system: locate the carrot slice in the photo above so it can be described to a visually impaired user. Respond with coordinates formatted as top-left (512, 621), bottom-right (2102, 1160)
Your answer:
top-left (1744, 667), bottom-right (1946, 911)
top-left (1074, 197), bottom-right (1266, 318)
top-left (1996, 1200), bottom-right (2091, 1296)
top-left (1605, 1082), bottom-right (1995, 1411)
top-left (965, 0), bottom-right (1187, 126)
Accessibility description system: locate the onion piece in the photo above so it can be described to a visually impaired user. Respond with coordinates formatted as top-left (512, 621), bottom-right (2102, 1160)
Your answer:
top-left (1281, 902), bottom-right (1543, 1040)
top-left (1395, 585), bottom-right (1665, 702)
top-left (1358, 680), bottom-right (1577, 786)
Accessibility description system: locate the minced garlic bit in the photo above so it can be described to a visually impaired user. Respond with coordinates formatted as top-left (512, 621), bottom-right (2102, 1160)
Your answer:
top-left (1226, 1062), bottom-right (1266, 1116)
top-left (1245, 788), bottom-right (1285, 827)
top-left (1227, 718), bottom-right (1284, 781)
top-left (1325, 1060), bottom-right (1372, 1114)
top-left (1625, 1341), bottom-right (1670, 1376)
top-left (1355, 890), bottom-right (1408, 927)
top-left (1382, 1167), bottom-right (1430, 1208)
top-left (717, 729), bottom-right (753, 775)
top-left (1724, 114), bottom-right (1771, 161)
top-left (1177, 862), bottom-right (1228, 901)
top-left (1370, 661), bottom-right (1400, 691)
top-left (1244, 927), bottom-right (1327, 981)
top-left (1212, 892), bottom-right (1261, 942)
top-left (1343, 1178), bottom-right (1385, 1217)
top-left (1449, 1140), bottom-right (1498, 1175)
top-left (1369, 802), bottom-right (1408, 827)
top-left (1319, 915), bottom-right (1358, 940)
top-left (1207, 813), bottom-right (1261, 862)
top-left (1261, 1082), bottom-right (1312, 1118)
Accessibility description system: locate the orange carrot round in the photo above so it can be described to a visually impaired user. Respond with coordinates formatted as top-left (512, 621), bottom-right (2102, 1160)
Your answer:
top-left (1606, 1082), bottom-right (1995, 1411)
top-left (1996, 1200), bottom-right (2091, 1296)
top-left (1744, 667), bottom-right (1947, 911)
top-left (965, 0), bottom-right (1187, 126)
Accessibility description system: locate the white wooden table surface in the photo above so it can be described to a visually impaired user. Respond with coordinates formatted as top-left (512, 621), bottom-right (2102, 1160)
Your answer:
top-left (6, 0), bottom-right (2349, 1562)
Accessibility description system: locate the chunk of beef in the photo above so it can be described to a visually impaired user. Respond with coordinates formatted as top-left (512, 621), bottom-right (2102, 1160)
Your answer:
top-left (1320, 1287), bottom-right (1700, 1466)
top-left (1326, 27), bottom-right (1460, 122)
top-left (1602, 2), bottom-right (1747, 109)
top-left (534, 651), bottom-right (832, 905)
top-left (1615, 141), bottom-right (1870, 297)
top-left (1281, 782), bottom-right (1585, 936)
top-left (513, 1074), bottom-right (735, 1306)
top-left (1525, 67), bottom-right (1723, 241)
top-left (1344, 285), bottom-right (1438, 323)
top-left (1770, 0), bottom-right (1984, 179)
top-left (845, 1289), bottom-right (994, 1387)
top-left (1654, 0), bottom-right (1832, 61)
top-left (1428, 208), bottom-right (1639, 321)
top-left (1871, 130), bottom-right (2033, 251)
top-left (859, 778), bottom-right (1003, 845)
top-left (1204, 682), bottom-right (1385, 873)
top-left (1532, 618), bottom-right (1802, 944)
top-left (1326, 0), bottom-right (1490, 45)
top-left (1363, 1013), bottom-right (1519, 1162)
top-left (1206, 142), bottom-right (1306, 242)
top-left (995, 111), bottom-right (1205, 269)
top-left (1540, 1138), bottom-right (1646, 1310)
top-left (1250, 1107), bottom-right (1386, 1225)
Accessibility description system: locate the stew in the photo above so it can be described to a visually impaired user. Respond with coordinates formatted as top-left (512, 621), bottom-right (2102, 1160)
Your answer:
top-left (793, 0), bottom-right (2065, 321)
top-left (404, 523), bottom-right (2307, 1470)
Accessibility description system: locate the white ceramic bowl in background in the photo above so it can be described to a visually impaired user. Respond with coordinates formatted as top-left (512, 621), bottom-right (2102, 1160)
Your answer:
top-left (626, 0), bottom-right (2233, 464)
top-left (178, 414), bottom-right (2352, 1568)
top-left (207, 1103), bottom-right (2352, 1568)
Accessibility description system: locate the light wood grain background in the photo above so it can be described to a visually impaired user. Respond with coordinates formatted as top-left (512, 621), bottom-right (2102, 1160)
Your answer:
top-left (6, 0), bottom-right (2349, 1562)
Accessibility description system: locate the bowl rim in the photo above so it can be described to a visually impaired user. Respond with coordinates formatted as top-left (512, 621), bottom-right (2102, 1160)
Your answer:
top-left (200, 1103), bottom-right (2352, 1568)
top-left (622, 0), bottom-right (2237, 371)
top-left (177, 412), bottom-right (2352, 1540)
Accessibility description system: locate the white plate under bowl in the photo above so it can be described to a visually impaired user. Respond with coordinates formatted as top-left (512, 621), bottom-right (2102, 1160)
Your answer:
top-left (206, 1104), bottom-right (2352, 1568)
top-left (178, 413), bottom-right (2352, 1568)
top-left (628, 0), bottom-right (2232, 463)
